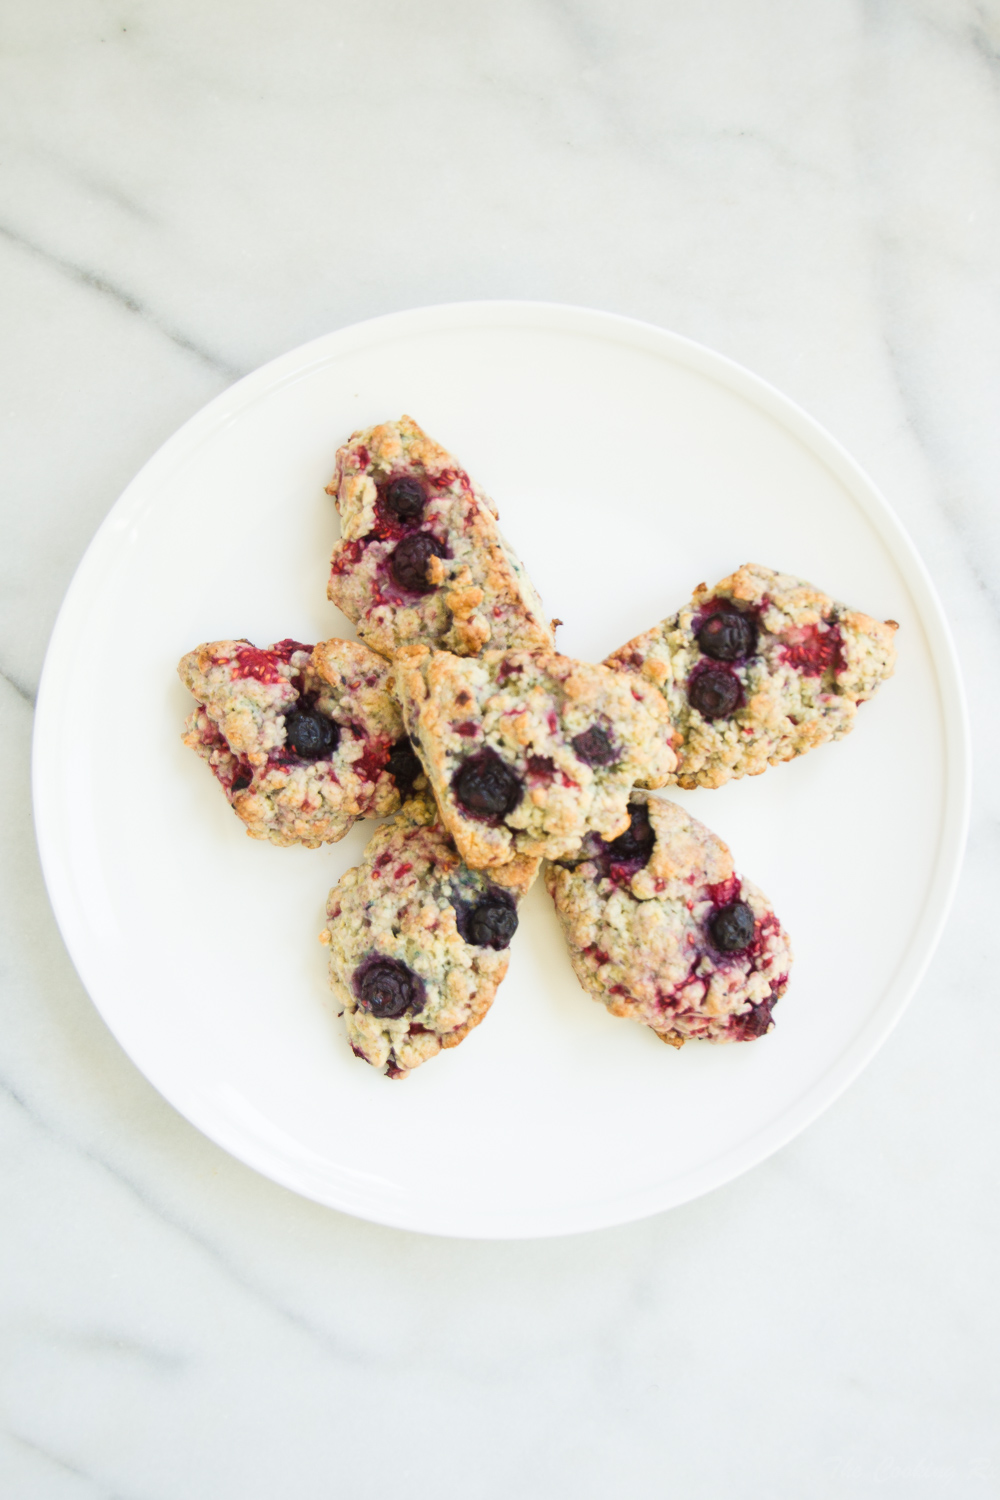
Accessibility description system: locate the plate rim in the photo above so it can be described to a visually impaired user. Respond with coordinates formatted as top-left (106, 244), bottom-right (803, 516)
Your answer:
top-left (32, 300), bottom-right (971, 1238)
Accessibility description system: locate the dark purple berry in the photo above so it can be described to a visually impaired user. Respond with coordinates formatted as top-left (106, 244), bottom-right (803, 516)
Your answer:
top-left (384, 476), bottom-right (425, 520)
top-left (737, 997), bottom-right (775, 1038)
top-left (284, 708), bottom-right (339, 760)
top-left (231, 773), bottom-right (252, 793)
top-left (467, 898), bottom-right (518, 950)
top-left (710, 900), bottom-right (756, 953)
top-left (386, 736), bottom-right (422, 796)
top-left (696, 609), bottom-right (757, 662)
top-left (391, 533), bottom-right (446, 593)
top-left (603, 802), bottom-right (654, 864)
top-left (688, 665), bottom-right (741, 719)
top-left (572, 724), bottom-right (617, 767)
top-left (453, 748), bottom-right (523, 820)
top-left (354, 957), bottom-right (425, 1019)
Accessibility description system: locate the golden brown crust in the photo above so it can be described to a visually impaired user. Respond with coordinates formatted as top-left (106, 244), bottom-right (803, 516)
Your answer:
top-left (178, 637), bottom-right (404, 847)
top-left (605, 563), bottom-right (898, 789)
top-left (394, 646), bottom-right (677, 868)
top-left (326, 416), bottom-right (553, 658)
top-left (545, 793), bottom-right (793, 1044)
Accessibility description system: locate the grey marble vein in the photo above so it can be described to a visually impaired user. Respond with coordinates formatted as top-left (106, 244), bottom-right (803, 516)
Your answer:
top-left (4, 1431), bottom-right (135, 1500)
top-left (0, 1073), bottom-right (373, 1372)
top-left (0, 223), bottom-right (242, 382)
top-left (0, 663), bottom-right (35, 706)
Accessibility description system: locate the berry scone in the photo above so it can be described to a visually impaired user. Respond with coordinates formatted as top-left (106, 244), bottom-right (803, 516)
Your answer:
top-left (546, 794), bottom-right (793, 1045)
top-left (326, 415), bottom-right (555, 658)
top-left (604, 563), bottom-right (898, 789)
top-left (322, 795), bottom-right (540, 1079)
top-left (179, 637), bottom-right (423, 847)
top-left (393, 645), bottom-right (676, 868)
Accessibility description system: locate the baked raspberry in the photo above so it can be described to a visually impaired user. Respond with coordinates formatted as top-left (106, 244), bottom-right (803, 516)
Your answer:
top-left (178, 637), bottom-right (404, 847)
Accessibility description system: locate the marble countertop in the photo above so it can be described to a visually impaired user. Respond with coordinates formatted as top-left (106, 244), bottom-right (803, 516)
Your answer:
top-left (2, 1), bottom-right (998, 1496)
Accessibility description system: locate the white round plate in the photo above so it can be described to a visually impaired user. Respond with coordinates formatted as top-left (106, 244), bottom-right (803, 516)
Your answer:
top-left (33, 303), bottom-right (969, 1238)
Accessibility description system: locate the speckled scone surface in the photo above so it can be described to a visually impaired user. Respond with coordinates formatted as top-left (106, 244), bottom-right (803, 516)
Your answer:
top-left (605, 563), bottom-right (898, 789)
top-left (322, 795), bottom-right (539, 1078)
top-left (179, 637), bottom-right (417, 847)
top-left (326, 415), bottom-right (554, 658)
top-left (545, 793), bottom-right (793, 1044)
top-left (394, 645), bottom-right (677, 868)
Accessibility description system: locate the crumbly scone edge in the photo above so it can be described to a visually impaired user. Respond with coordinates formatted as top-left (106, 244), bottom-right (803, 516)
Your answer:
top-left (322, 794), bottom-right (539, 1078)
top-left (179, 637), bottom-right (404, 847)
top-left (545, 792), bottom-right (793, 1044)
top-left (605, 562), bottom-right (898, 789)
top-left (326, 415), bottom-right (555, 659)
top-left (393, 644), bottom-right (676, 868)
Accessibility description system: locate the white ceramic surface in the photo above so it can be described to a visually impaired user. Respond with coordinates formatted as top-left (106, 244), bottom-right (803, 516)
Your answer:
top-left (32, 302), bottom-right (968, 1238)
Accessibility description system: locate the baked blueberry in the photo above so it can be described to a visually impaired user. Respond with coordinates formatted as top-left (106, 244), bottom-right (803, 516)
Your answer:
top-left (384, 475), bottom-right (425, 520)
top-left (736, 996), bottom-right (775, 1038)
top-left (603, 801), bottom-right (654, 864)
top-left (453, 748), bottom-right (523, 819)
top-left (391, 534), bottom-right (446, 593)
top-left (386, 736), bottom-right (423, 797)
top-left (710, 900), bottom-right (756, 953)
top-left (354, 957), bottom-right (425, 1019)
top-left (284, 708), bottom-right (340, 760)
top-left (688, 665), bottom-right (741, 719)
top-left (571, 724), bottom-right (617, 766)
top-left (546, 796), bottom-right (792, 1046)
top-left (231, 772), bottom-right (252, 793)
top-left (467, 898), bottom-right (519, 950)
top-left (696, 609), bottom-right (757, 662)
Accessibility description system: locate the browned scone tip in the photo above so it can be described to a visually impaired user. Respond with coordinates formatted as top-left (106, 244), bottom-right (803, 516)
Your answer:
top-left (326, 415), bottom-right (554, 660)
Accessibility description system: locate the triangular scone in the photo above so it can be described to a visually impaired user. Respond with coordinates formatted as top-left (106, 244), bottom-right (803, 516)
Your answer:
top-left (322, 795), bottom-right (539, 1079)
top-left (604, 563), bottom-right (898, 789)
top-left (179, 637), bottom-right (423, 847)
top-left (393, 645), bottom-right (676, 868)
top-left (546, 793), bottom-right (793, 1045)
top-left (326, 415), bottom-right (554, 658)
